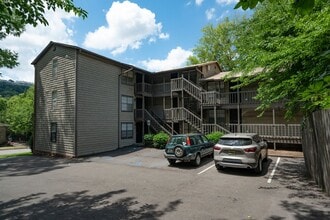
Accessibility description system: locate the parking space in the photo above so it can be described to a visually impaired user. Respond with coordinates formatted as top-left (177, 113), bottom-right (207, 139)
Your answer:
top-left (1, 146), bottom-right (329, 219)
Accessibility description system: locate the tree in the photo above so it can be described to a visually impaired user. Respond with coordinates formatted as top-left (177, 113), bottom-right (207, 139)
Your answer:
top-left (188, 18), bottom-right (237, 71)
top-left (0, 0), bottom-right (87, 69)
top-left (5, 86), bottom-right (34, 140)
top-left (234, 0), bottom-right (330, 118)
top-left (235, 0), bottom-right (315, 13)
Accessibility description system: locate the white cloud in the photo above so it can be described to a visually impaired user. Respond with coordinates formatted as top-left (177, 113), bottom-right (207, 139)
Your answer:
top-left (83, 1), bottom-right (169, 55)
top-left (195, 0), bottom-right (204, 6)
top-left (140, 47), bottom-right (192, 72)
top-left (0, 10), bottom-right (77, 82)
top-left (216, 0), bottom-right (238, 5)
top-left (206, 8), bottom-right (216, 20)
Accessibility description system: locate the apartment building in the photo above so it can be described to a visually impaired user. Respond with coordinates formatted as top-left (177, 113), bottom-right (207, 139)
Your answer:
top-left (32, 42), bottom-right (301, 157)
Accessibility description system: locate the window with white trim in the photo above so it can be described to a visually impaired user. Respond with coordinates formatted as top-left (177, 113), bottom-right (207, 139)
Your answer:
top-left (121, 122), bottom-right (133, 139)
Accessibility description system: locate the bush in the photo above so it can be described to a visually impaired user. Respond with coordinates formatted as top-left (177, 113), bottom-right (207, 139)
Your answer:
top-left (143, 134), bottom-right (154, 147)
top-left (206, 131), bottom-right (224, 143)
top-left (152, 131), bottom-right (169, 149)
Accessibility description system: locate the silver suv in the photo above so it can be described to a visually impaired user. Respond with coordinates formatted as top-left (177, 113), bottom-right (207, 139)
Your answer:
top-left (214, 133), bottom-right (268, 174)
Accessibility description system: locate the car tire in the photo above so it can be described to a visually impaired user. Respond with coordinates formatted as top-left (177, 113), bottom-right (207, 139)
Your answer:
top-left (254, 157), bottom-right (263, 174)
top-left (167, 159), bottom-right (176, 165)
top-left (215, 163), bottom-right (224, 171)
top-left (193, 154), bottom-right (201, 167)
top-left (174, 145), bottom-right (185, 158)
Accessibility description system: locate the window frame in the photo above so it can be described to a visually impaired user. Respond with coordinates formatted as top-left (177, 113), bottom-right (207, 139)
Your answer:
top-left (51, 90), bottom-right (57, 110)
top-left (121, 122), bottom-right (133, 139)
top-left (52, 58), bottom-right (58, 77)
top-left (50, 122), bottom-right (57, 143)
top-left (121, 95), bottom-right (133, 112)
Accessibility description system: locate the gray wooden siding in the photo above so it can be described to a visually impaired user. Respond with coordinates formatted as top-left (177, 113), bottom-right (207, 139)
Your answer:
top-left (34, 45), bottom-right (76, 156)
top-left (76, 54), bottom-right (120, 156)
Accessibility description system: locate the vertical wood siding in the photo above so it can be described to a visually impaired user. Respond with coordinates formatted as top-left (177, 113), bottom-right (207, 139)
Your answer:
top-left (34, 45), bottom-right (76, 156)
top-left (76, 54), bottom-right (120, 156)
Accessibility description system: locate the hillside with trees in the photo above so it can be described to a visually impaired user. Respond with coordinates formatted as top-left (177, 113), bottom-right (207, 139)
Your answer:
top-left (0, 79), bottom-right (32, 97)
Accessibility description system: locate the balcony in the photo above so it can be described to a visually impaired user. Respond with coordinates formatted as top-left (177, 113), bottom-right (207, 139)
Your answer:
top-left (135, 83), bottom-right (170, 97)
top-left (201, 90), bottom-right (260, 106)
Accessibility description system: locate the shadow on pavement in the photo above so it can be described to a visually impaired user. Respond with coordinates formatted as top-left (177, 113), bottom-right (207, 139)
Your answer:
top-left (0, 155), bottom-right (88, 178)
top-left (92, 145), bottom-right (145, 158)
top-left (266, 158), bottom-right (330, 220)
top-left (0, 189), bottom-right (182, 220)
top-left (215, 158), bottom-right (273, 177)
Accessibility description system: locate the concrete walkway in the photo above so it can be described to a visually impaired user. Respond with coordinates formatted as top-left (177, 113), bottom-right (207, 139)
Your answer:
top-left (0, 143), bottom-right (31, 156)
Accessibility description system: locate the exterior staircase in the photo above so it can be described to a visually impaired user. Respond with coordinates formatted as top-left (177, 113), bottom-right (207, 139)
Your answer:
top-left (170, 77), bottom-right (229, 134)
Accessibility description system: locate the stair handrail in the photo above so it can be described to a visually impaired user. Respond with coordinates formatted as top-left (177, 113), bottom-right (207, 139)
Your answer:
top-left (150, 110), bottom-right (178, 135)
top-left (144, 110), bottom-right (172, 135)
top-left (181, 107), bottom-right (202, 132)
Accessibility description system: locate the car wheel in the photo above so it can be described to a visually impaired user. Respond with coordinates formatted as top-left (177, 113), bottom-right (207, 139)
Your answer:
top-left (193, 154), bottom-right (201, 167)
top-left (167, 159), bottom-right (176, 165)
top-left (254, 157), bottom-right (263, 174)
top-left (174, 145), bottom-right (185, 158)
top-left (215, 163), bottom-right (224, 171)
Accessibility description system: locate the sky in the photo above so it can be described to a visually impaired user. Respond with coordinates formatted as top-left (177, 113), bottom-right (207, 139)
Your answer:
top-left (0, 0), bottom-right (251, 83)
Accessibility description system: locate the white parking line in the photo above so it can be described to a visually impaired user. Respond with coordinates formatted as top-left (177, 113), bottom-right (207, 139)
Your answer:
top-left (267, 157), bottom-right (281, 184)
top-left (198, 164), bottom-right (215, 175)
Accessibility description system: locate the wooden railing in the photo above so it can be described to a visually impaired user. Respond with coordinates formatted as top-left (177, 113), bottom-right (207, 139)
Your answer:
top-left (227, 123), bottom-right (301, 143)
top-left (135, 83), bottom-right (152, 96)
top-left (202, 124), bottom-right (230, 134)
top-left (171, 78), bottom-right (203, 102)
top-left (201, 90), bottom-right (260, 105)
top-left (144, 110), bottom-right (172, 135)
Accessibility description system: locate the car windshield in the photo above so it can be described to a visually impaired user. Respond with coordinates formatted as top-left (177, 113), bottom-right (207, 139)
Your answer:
top-left (219, 138), bottom-right (252, 146)
top-left (168, 136), bottom-right (186, 145)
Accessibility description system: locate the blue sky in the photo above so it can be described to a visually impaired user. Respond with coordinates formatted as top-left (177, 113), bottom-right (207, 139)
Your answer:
top-left (0, 0), bottom-right (251, 82)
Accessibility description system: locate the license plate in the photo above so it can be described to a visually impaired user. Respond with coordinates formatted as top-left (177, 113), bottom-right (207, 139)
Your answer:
top-left (227, 150), bottom-right (236, 155)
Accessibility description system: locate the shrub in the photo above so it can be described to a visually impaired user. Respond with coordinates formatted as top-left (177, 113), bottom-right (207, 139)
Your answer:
top-left (143, 134), bottom-right (154, 147)
top-left (206, 131), bottom-right (224, 143)
top-left (152, 131), bottom-right (169, 149)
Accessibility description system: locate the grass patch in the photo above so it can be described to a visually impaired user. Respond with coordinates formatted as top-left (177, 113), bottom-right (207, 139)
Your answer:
top-left (0, 152), bottom-right (33, 159)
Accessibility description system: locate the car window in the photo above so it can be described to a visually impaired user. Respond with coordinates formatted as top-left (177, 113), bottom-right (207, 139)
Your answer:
top-left (201, 135), bottom-right (209, 143)
top-left (195, 135), bottom-right (204, 144)
top-left (189, 136), bottom-right (196, 145)
top-left (169, 136), bottom-right (186, 145)
top-left (219, 138), bottom-right (252, 146)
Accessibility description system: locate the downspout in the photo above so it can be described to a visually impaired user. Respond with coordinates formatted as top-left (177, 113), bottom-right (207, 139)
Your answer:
top-left (33, 64), bottom-right (37, 154)
top-left (74, 49), bottom-right (79, 157)
top-left (118, 67), bottom-right (134, 149)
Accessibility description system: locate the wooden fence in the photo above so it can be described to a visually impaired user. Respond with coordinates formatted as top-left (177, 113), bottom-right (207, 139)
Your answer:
top-left (302, 109), bottom-right (330, 195)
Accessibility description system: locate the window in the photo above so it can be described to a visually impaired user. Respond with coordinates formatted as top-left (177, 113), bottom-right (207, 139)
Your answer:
top-left (50, 123), bottom-right (57, 143)
top-left (121, 95), bottom-right (133, 112)
top-left (121, 72), bottom-right (134, 85)
top-left (52, 59), bottom-right (58, 77)
top-left (52, 91), bottom-right (57, 110)
top-left (121, 122), bottom-right (133, 139)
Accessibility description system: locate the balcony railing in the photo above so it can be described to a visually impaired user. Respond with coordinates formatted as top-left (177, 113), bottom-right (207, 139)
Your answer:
top-left (201, 90), bottom-right (260, 105)
top-left (136, 82), bottom-right (170, 97)
top-left (227, 123), bottom-right (301, 143)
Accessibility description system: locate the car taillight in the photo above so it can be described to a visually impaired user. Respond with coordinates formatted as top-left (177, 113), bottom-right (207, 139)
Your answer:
top-left (244, 147), bottom-right (257, 153)
top-left (214, 145), bottom-right (221, 151)
top-left (186, 137), bottom-right (191, 146)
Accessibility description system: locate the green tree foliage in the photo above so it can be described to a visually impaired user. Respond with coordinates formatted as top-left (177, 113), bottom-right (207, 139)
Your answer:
top-left (5, 86), bottom-right (34, 139)
top-left (0, 97), bottom-right (7, 123)
top-left (235, 0), bottom-right (315, 13)
top-left (188, 18), bottom-right (237, 71)
top-left (0, 0), bottom-right (87, 69)
top-left (206, 131), bottom-right (224, 143)
top-left (234, 0), bottom-right (330, 117)
top-left (0, 80), bottom-right (32, 97)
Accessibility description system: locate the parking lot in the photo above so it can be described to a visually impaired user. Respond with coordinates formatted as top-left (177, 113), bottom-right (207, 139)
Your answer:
top-left (0, 146), bottom-right (329, 219)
